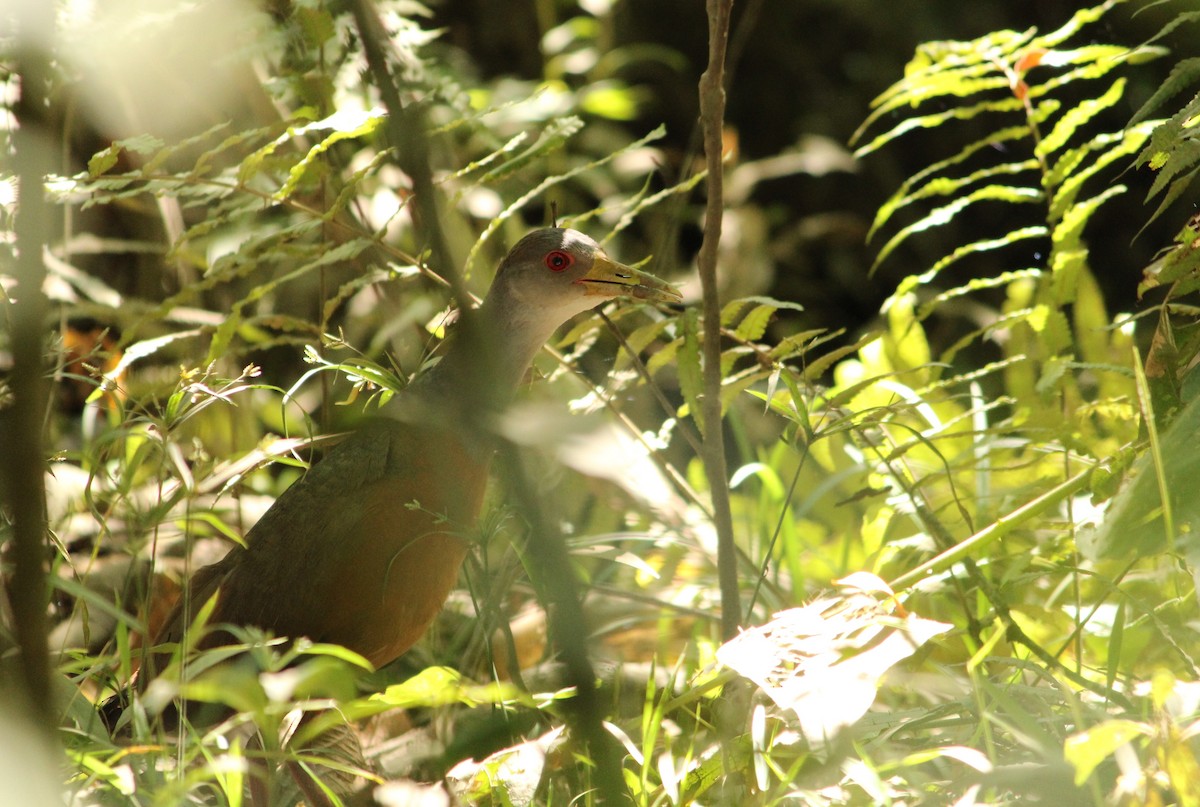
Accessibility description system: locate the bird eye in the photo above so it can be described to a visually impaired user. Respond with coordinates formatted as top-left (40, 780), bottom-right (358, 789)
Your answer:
top-left (545, 250), bottom-right (574, 272)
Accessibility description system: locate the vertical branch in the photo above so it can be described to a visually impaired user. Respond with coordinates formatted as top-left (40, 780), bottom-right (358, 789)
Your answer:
top-left (5, 7), bottom-right (54, 724)
top-left (497, 450), bottom-right (630, 805)
top-left (697, 0), bottom-right (740, 641)
top-left (346, 0), bottom-right (463, 308)
top-left (348, 1), bottom-right (627, 799)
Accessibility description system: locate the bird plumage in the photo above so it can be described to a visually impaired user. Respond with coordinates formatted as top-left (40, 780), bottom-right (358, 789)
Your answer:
top-left (105, 227), bottom-right (678, 726)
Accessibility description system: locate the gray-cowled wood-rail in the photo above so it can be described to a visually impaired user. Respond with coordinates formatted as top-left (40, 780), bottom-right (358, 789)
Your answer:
top-left (102, 228), bottom-right (680, 731)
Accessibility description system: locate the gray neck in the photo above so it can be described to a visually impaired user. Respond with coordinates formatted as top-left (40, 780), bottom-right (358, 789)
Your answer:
top-left (398, 291), bottom-right (562, 423)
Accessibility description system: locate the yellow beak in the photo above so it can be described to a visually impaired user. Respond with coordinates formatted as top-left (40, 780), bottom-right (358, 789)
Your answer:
top-left (577, 253), bottom-right (682, 303)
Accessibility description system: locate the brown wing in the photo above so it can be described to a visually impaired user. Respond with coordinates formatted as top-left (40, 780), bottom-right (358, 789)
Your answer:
top-left (149, 417), bottom-right (491, 672)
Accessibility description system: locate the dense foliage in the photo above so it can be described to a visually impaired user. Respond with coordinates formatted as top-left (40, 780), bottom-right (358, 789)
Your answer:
top-left (3, 0), bottom-right (1200, 804)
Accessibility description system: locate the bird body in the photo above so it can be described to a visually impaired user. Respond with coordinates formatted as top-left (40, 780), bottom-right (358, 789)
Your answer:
top-left (118, 228), bottom-right (679, 706)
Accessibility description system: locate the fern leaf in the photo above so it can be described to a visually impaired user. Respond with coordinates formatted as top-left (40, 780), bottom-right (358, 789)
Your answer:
top-left (465, 125), bottom-right (666, 277)
top-left (871, 160), bottom-right (1039, 241)
top-left (1035, 45), bottom-right (1132, 70)
top-left (769, 329), bottom-right (829, 362)
top-left (869, 125), bottom-right (1040, 239)
top-left (1053, 185), bottom-right (1127, 254)
top-left (872, 186), bottom-right (1043, 272)
top-left (144, 121), bottom-right (239, 176)
top-left (190, 124), bottom-right (279, 179)
top-left (1141, 227), bottom-right (1200, 291)
top-left (857, 72), bottom-right (1010, 142)
top-left (645, 337), bottom-right (681, 376)
top-left (451, 132), bottom-right (528, 178)
top-left (917, 269), bottom-right (1044, 321)
top-left (205, 238), bottom-right (374, 363)
top-left (854, 96), bottom-right (1037, 158)
top-left (1030, 47), bottom-right (1162, 100)
top-left (1037, 0), bottom-right (1123, 49)
top-left (1135, 8), bottom-right (1200, 51)
top-left (1049, 124), bottom-right (1154, 221)
top-left (892, 228), bottom-right (1049, 303)
top-left (275, 111), bottom-right (387, 202)
top-left (480, 116), bottom-right (584, 182)
top-left (1146, 139), bottom-right (1200, 202)
top-left (720, 368), bottom-right (772, 413)
top-left (1130, 57), bottom-right (1200, 125)
top-left (1036, 78), bottom-right (1126, 158)
top-left (802, 332), bottom-right (879, 382)
top-left (1138, 165), bottom-right (1200, 238)
top-left (1047, 185), bottom-right (1126, 303)
top-left (677, 309), bottom-right (704, 434)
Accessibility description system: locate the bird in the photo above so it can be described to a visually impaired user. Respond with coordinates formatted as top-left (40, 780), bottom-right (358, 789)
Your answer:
top-left (102, 227), bottom-right (680, 728)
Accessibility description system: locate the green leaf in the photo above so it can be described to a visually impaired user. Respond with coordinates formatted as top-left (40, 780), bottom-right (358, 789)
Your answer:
top-left (87, 145), bottom-right (121, 177)
top-left (452, 132), bottom-right (528, 178)
top-left (274, 109), bottom-right (387, 201)
top-left (868, 126), bottom-right (1037, 239)
top-left (1146, 138), bottom-right (1200, 203)
top-left (768, 328), bottom-right (829, 362)
top-left (678, 308), bottom-right (704, 435)
top-left (803, 332), bottom-right (879, 382)
top-left (857, 72), bottom-right (1010, 144)
top-left (1080, 389), bottom-right (1200, 561)
top-left (1050, 184), bottom-right (1127, 291)
top-left (480, 115), bottom-right (584, 182)
top-left (1036, 1), bottom-right (1123, 49)
top-left (721, 298), bottom-right (800, 342)
top-left (465, 124), bottom-right (666, 278)
top-left (890, 227), bottom-right (1048, 303)
top-left (872, 185), bottom-right (1043, 271)
top-left (1049, 126), bottom-right (1152, 221)
top-left (918, 268), bottom-right (1042, 322)
top-left (855, 96), bottom-right (1031, 158)
top-left (1064, 720), bottom-right (1150, 786)
top-left (1036, 78), bottom-right (1125, 158)
top-left (1130, 56), bottom-right (1200, 125)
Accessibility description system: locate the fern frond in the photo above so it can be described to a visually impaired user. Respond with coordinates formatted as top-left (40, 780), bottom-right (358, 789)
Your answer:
top-left (917, 269), bottom-right (1044, 322)
top-left (1035, 78), bottom-right (1126, 158)
top-left (872, 160), bottom-right (1040, 241)
top-left (871, 186), bottom-right (1043, 272)
top-left (854, 97), bottom-right (1042, 158)
top-left (891, 228), bottom-right (1049, 303)
top-left (1130, 57), bottom-right (1200, 124)
top-left (858, 73), bottom-right (1011, 138)
top-left (1146, 138), bottom-right (1200, 201)
top-left (1048, 125), bottom-right (1154, 222)
top-left (1037, 0), bottom-right (1124, 48)
top-left (869, 126), bottom-right (1037, 239)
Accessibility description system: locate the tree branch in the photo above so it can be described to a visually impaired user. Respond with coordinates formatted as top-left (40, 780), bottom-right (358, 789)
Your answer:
top-left (697, 0), bottom-right (740, 641)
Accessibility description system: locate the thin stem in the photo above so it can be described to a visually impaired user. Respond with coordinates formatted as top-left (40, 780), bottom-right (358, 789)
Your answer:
top-left (698, 0), bottom-right (740, 641)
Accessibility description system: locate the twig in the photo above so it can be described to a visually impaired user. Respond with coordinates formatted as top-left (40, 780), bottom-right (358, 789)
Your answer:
top-left (697, 0), bottom-right (741, 641)
top-left (346, 0), bottom-right (465, 312)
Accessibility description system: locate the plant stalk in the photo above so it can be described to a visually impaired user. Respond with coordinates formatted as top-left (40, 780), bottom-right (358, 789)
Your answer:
top-left (698, 0), bottom-right (740, 641)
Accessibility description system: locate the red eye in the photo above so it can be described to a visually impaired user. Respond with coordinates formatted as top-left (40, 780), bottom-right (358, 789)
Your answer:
top-left (545, 250), bottom-right (574, 272)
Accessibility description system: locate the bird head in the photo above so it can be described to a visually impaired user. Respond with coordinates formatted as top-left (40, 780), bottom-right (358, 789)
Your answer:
top-left (486, 228), bottom-right (681, 328)
top-left (416, 227), bottom-right (680, 408)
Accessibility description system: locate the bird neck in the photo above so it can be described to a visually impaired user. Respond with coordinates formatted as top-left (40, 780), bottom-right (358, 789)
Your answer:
top-left (404, 292), bottom-right (562, 421)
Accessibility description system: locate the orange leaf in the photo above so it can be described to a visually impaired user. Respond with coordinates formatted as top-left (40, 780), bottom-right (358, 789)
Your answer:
top-left (1014, 47), bottom-right (1047, 73)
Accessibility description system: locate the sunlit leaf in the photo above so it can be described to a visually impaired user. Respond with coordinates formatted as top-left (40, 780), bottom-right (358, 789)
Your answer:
top-left (1064, 720), bottom-right (1150, 786)
top-left (717, 584), bottom-right (950, 740)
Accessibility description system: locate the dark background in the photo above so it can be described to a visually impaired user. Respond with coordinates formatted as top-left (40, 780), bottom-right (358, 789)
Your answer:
top-left (432, 0), bottom-right (1192, 354)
